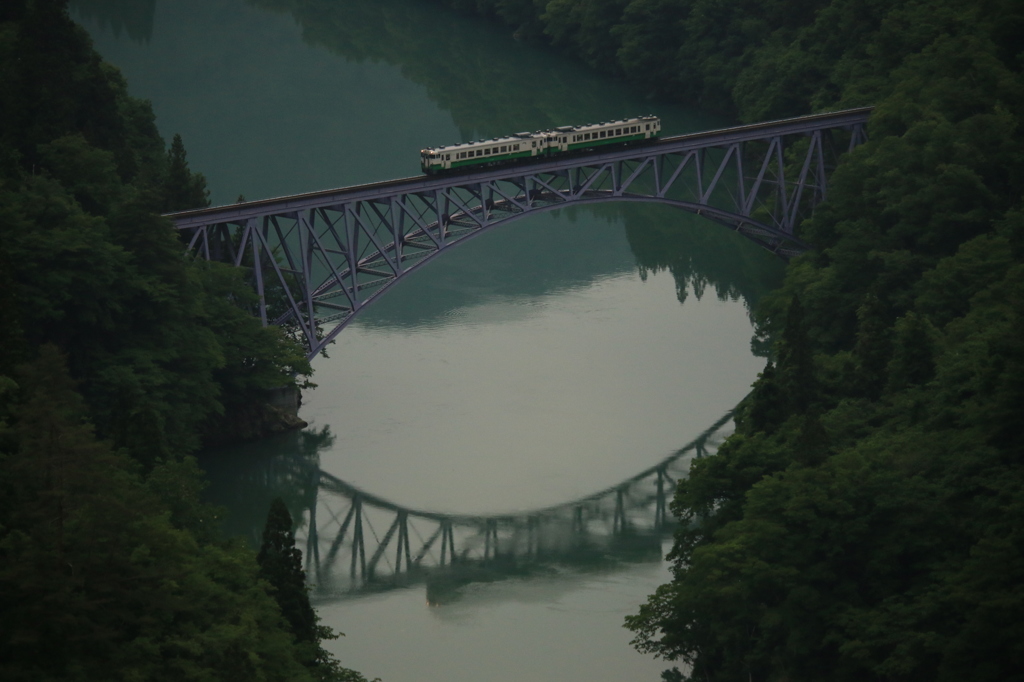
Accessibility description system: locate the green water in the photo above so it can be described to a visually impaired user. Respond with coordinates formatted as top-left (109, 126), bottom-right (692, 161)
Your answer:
top-left (74, 0), bottom-right (784, 680)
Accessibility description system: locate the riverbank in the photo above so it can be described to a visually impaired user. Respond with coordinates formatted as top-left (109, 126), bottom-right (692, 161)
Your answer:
top-left (203, 386), bottom-right (308, 448)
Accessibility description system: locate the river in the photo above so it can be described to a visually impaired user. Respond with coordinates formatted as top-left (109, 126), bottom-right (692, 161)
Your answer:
top-left (72, 0), bottom-right (784, 679)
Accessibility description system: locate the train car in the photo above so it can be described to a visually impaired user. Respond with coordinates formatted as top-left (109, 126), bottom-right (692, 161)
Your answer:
top-left (420, 116), bottom-right (660, 174)
top-left (562, 116), bottom-right (661, 152)
top-left (420, 131), bottom-right (547, 174)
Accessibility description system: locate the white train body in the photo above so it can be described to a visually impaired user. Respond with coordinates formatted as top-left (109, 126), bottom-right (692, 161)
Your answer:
top-left (420, 115), bottom-right (661, 174)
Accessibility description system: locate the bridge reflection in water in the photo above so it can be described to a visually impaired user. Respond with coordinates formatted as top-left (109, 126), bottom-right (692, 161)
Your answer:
top-left (295, 412), bottom-right (732, 603)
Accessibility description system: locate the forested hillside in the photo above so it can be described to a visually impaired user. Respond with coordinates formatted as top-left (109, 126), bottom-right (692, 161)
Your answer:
top-left (433, 0), bottom-right (1024, 680)
top-left (0, 2), bottom-right (368, 679)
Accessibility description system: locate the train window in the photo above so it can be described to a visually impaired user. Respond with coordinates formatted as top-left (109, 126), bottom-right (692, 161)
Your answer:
top-left (446, 154), bottom-right (450, 160)
top-left (600, 131), bottom-right (606, 138)
top-left (585, 133), bottom-right (590, 140)
top-left (501, 146), bottom-right (507, 152)
top-left (645, 124), bottom-right (650, 130)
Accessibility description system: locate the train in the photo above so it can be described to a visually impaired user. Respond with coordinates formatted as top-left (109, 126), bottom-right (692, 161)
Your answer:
top-left (419, 115), bottom-right (661, 174)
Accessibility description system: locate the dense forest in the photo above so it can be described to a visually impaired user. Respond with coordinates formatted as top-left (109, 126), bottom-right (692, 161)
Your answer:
top-left (0, 1), bottom-right (372, 679)
top-left (427, 0), bottom-right (1024, 680)
top-left (4, 0), bottom-right (1023, 679)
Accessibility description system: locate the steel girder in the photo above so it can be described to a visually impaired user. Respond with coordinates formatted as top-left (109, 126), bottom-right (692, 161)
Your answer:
top-left (170, 107), bottom-right (871, 360)
top-left (300, 411), bottom-right (733, 596)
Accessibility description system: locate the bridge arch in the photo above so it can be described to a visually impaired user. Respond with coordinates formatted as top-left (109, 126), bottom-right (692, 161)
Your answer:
top-left (168, 108), bottom-right (871, 359)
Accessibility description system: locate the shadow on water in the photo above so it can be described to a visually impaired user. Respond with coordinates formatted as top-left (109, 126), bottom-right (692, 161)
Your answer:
top-left (200, 426), bottom-right (333, 547)
top-left (70, 0), bottom-right (155, 43)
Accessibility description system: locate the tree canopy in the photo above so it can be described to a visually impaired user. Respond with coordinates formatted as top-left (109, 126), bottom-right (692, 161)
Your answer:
top-left (417, 0), bottom-right (1024, 678)
top-left (0, 2), bottom-right (369, 680)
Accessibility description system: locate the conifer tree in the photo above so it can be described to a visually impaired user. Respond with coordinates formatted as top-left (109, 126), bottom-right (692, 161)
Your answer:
top-left (885, 311), bottom-right (937, 394)
top-left (256, 498), bottom-right (376, 682)
top-left (163, 133), bottom-right (210, 212)
top-left (745, 361), bottom-right (784, 434)
top-left (258, 497), bottom-right (318, 645)
top-left (853, 293), bottom-right (893, 399)
top-left (775, 296), bottom-right (817, 416)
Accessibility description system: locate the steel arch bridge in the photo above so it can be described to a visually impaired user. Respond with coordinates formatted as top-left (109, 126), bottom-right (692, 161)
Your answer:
top-left (168, 107), bottom-right (871, 360)
top-left (299, 411), bottom-right (733, 600)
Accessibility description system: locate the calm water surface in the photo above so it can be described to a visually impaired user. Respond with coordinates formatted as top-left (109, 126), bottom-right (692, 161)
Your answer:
top-left (75, 0), bottom-right (784, 679)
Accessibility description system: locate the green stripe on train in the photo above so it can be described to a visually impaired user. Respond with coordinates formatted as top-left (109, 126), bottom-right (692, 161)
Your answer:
top-left (423, 134), bottom-right (653, 172)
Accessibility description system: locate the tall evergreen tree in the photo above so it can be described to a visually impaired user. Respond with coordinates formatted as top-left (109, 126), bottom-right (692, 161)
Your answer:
top-left (258, 497), bottom-right (318, 645)
top-left (256, 498), bottom-right (376, 682)
top-left (163, 132), bottom-right (210, 212)
top-left (775, 296), bottom-right (817, 415)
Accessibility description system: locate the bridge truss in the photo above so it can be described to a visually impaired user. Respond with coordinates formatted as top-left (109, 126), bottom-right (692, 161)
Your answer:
top-left (299, 412), bottom-right (733, 600)
top-left (169, 108), bottom-right (871, 359)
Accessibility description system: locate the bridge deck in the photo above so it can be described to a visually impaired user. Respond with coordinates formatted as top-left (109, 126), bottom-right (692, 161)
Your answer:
top-left (166, 107), bottom-right (872, 229)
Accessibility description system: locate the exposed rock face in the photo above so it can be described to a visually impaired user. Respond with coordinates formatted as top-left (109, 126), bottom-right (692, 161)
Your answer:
top-left (202, 387), bottom-right (307, 448)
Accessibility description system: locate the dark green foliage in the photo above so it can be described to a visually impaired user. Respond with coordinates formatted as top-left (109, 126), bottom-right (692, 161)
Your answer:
top-left (0, 1), bottom-right (311, 455)
top-left (0, 3), bottom-right (371, 681)
top-left (852, 293), bottom-right (893, 398)
top-left (258, 498), bottom-right (318, 644)
top-left (163, 132), bottom-right (210, 212)
top-left (884, 311), bottom-right (937, 393)
top-left (257, 498), bottom-right (378, 682)
top-left (0, 347), bottom-right (316, 681)
top-left (580, 0), bottom-right (1024, 679)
